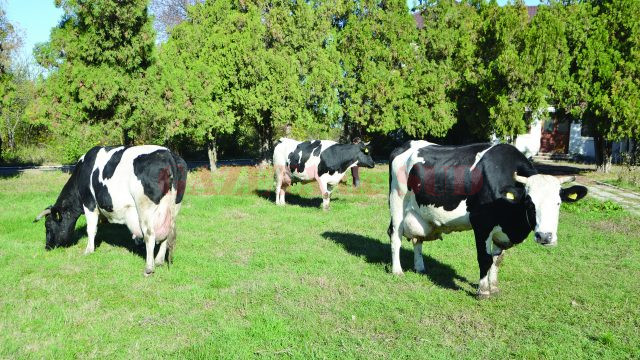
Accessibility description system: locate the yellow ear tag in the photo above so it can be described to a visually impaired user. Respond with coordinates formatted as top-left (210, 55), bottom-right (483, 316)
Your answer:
top-left (568, 193), bottom-right (577, 200)
top-left (363, 148), bottom-right (369, 154)
top-left (506, 192), bottom-right (515, 200)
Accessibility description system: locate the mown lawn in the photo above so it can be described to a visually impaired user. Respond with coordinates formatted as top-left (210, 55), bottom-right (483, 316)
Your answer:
top-left (0, 167), bottom-right (638, 359)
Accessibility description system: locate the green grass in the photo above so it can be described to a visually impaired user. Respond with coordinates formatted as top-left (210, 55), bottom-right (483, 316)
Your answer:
top-left (1, 168), bottom-right (639, 359)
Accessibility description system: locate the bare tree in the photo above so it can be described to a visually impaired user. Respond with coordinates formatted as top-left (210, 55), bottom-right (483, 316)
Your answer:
top-left (150, 0), bottom-right (203, 41)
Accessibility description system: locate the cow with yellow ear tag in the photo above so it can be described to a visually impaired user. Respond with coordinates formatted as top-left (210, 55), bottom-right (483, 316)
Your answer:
top-left (388, 141), bottom-right (588, 298)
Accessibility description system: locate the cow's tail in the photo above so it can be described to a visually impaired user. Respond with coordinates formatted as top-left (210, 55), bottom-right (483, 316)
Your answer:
top-left (166, 223), bottom-right (177, 268)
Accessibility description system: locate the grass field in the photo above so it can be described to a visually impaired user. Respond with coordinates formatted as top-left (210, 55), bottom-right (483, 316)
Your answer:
top-left (1, 167), bottom-right (639, 359)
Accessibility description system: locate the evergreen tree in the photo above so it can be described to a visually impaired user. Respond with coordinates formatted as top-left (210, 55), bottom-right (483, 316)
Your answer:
top-left (32, 0), bottom-right (155, 160)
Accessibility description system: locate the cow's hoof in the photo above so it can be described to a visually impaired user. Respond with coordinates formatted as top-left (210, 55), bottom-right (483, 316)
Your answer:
top-left (154, 259), bottom-right (165, 267)
top-left (477, 291), bottom-right (491, 300)
top-left (144, 268), bottom-right (154, 277)
top-left (490, 287), bottom-right (500, 295)
top-left (392, 270), bottom-right (404, 276)
top-left (83, 249), bottom-right (94, 256)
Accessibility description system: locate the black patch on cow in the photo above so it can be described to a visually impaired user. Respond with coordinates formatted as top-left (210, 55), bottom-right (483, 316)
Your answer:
top-left (133, 150), bottom-right (176, 205)
top-left (171, 153), bottom-right (188, 204)
top-left (317, 143), bottom-right (373, 176)
top-left (92, 168), bottom-right (114, 212)
top-left (75, 146), bottom-right (102, 212)
top-left (408, 143), bottom-right (491, 211)
top-left (288, 140), bottom-right (322, 174)
top-left (102, 147), bottom-right (126, 180)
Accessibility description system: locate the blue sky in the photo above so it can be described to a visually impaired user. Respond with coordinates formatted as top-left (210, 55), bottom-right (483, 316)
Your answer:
top-left (5, 0), bottom-right (63, 61)
top-left (6, 0), bottom-right (542, 64)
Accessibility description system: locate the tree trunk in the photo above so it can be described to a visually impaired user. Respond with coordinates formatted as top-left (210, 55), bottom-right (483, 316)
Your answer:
top-left (257, 111), bottom-right (273, 166)
top-left (207, 137), bottom-right (217, 173)
top-left (123, 129), bottom-right (134, 147)
top-left (594, 134), bottom-right (612, 173)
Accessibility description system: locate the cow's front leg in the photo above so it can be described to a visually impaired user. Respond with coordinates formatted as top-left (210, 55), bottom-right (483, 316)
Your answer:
top-left (84, 208), bottom-right (99, 255)
top-left (144, 232), bottom-right (156, 277)
top-left (412, 239), bottom-right (425, 273)
top-left (488, 252), bottom-right (505, 294)
top-left (475, 235), bottom-right (494, 299)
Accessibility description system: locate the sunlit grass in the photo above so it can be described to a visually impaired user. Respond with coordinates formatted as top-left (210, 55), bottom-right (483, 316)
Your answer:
top-left (0, 168), bottom-right (638, 358)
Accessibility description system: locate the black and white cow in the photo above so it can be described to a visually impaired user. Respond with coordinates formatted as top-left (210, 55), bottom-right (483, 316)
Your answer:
top-left (273, 138), bottom-right (375, 209)
top-left (34, 145), bottom-right (187, 276)
top-left (388, 141), bottom-right (587, 298)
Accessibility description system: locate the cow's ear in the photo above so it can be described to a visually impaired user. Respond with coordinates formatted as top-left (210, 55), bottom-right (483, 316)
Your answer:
top-left (500, 186), bottom-right (525, 204)
top-left (51, 207), bottom-right (62, 222)
top-left (560, 185), bottom-right (587, 203)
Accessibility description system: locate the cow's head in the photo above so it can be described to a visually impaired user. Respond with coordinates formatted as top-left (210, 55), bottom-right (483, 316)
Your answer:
top-left (356, 142), bottom-right (375, 168)
top-left (34, 205), bottom-right (77, 250)
top-left (507, 173), bottom-right (587, 246)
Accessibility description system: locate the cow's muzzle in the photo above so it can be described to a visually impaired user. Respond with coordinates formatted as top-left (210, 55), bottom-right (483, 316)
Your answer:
top-left (534, 232), bottom-right (555, 246)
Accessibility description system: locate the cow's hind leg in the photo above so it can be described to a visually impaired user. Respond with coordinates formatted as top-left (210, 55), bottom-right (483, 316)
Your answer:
top-left (275, 166), bottom-right (284, 205)
top-left (155, 240), bottom-right (168, 266)
top-left (403, 210), bottom-right (432, 273)
top-left (413, 240), bottom-right (425, 274)
top-left (84, 207), bottom-right (99, 255)
top-left (144, 232), bottom-right (156, 276)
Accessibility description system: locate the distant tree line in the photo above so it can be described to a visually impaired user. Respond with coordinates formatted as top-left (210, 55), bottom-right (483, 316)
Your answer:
top-left (0, 0), bottom-right (638, 172)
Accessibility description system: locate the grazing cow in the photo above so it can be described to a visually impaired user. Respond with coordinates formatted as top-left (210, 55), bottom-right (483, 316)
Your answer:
top-left (34, 145), bottom-right (187, 276)
top-left (388, 141), bottom-right (587, 298)
top-left (273, 138), bottom-right (375, 210)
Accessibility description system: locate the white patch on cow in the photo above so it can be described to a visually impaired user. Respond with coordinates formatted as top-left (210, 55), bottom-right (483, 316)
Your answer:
top-left (521, 174), bottom-right (563, 245)
top-left (485, 226), bottom-right (510, 256)
top-left (469, 145), bottom-right (495, 171)
top-left (83, 205), bottom-right (99, 255)
top-left (416, 200), bottom-right (471, 235)
top-left (478, 274), bottom-right (491, 298)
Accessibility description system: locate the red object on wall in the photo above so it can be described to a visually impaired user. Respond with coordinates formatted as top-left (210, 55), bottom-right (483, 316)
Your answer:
top-left (540, 116), bottom-right (570, 154)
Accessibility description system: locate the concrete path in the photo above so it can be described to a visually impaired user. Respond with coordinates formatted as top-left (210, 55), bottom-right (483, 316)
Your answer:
top-left (577, 181), bottom-right (640, 216)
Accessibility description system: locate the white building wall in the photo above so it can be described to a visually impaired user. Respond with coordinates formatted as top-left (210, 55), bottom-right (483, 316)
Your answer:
top-left (568, 121), bottom-right (595, 160)
top-left (514, 118), bottom-right (542, 158)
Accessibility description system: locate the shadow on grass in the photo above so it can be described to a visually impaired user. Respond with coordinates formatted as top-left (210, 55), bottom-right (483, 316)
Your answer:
top-left (322, 231), bottom-right (474, 295)
top-left (63, 223), bottom-right (146, 259)
top-left (253, 189), bottom-right (337, 208)
top-left (534, 162), bottom-right (592, 176)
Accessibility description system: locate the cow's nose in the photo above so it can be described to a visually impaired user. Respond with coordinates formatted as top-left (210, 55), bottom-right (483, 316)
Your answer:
top-left (535, 232), bottom-right (553, 245)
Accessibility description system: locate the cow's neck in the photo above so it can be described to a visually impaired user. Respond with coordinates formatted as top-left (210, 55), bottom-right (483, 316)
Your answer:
top-left (54, 170), bottom-right (84, 219)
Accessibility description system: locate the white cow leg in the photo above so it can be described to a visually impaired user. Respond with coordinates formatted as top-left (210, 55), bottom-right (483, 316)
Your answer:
top-left (144, 233), bottom-right (156, 277)
top-left (390, 227), bottom-right (404, 275)
top-left (275, 172), bottom-right (283, 205)
top-left (413, 240), bottom-right (425, 273)
top-left (84, 208), bottom-right (99, 255)
top-left (155, 240), bottom-right (167, 266)
top-left (489, 252), bottom-right (505, 294)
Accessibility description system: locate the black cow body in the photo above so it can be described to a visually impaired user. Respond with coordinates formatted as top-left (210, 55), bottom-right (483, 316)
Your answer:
top-left (388, 141), bottom-right (587, 297)
top-left (273, 138), bottom-right (374, 209)
top-left (35, 145), bottom-right (187, 276)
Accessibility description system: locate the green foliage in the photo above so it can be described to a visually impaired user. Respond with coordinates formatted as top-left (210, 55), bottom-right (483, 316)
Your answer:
top-left (32, 0), bottom-right (155, 151)
top-left (563, 197), bottom-right (625, 214)
top-left (338, 0), bottom-right (443, 138)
